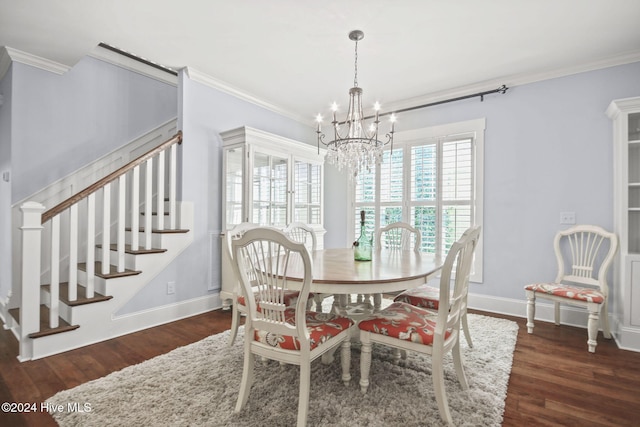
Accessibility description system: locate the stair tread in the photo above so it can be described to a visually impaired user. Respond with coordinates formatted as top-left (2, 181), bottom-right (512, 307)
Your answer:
top-left (78, 262), bottom-right (142, 279)
top-left (97, 244), bottom-right (167, 255)
top-left (126, 227), bottom-right (189, 234)
top-left (9, 306), bottom-right (80, 339)
top-left (41, 282), bottom-right (113, 306)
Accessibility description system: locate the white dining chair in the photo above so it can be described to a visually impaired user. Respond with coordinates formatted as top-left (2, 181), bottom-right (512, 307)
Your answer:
top-left (393, 226), bottom-right (480, 348)
top-left (225, 222), bottom-right (309, 346)
top-left (524, 224), bottom-right (618, 353)
top-left (359, 222), bottom-right (422, 311)
top-left (231, 227), bottom-right (354, 427)
top-left (358, 226), bottom-right (481, 425)
top-left (284, 222), bottom-right (317, 253)
top-left (375, 221), bottom-right (422, 252)
top-left (284, 222), bottom-right (327, 312)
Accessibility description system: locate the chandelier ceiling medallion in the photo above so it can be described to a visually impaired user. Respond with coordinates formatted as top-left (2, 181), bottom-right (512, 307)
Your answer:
top-left (316, 30), bottom-right (396, 177)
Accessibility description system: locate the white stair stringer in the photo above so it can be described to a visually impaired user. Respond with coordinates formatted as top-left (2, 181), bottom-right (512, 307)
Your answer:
top-left (25, 202), bottom-right (209, 361)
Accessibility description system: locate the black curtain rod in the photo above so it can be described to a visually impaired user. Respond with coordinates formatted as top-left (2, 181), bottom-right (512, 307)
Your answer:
top-left (98, 42), bottom-right (178, 76)
top-left (371, 85), bottom-right (509, 120)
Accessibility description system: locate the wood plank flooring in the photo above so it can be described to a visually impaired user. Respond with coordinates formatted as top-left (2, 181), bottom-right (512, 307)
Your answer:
top-left (1, 308), bottom-right (639, 426)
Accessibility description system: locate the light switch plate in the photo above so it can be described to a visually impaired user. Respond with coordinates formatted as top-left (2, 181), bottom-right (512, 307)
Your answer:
top-left (560, 212), bottom-right (576, 225)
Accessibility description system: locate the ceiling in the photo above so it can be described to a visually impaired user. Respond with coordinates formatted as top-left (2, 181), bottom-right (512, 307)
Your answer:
top-left (2, 0), bottom-right (640, 123)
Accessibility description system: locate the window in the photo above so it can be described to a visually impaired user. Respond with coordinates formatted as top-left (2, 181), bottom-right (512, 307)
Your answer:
top-left (350, 118), bottom-right (484, 282)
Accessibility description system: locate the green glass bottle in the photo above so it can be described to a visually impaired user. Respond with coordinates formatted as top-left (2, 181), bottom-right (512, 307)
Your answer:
top-left (353, 210), bottom-right (373, 261)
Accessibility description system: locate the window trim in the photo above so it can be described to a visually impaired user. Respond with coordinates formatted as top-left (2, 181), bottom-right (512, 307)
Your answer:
top-left (347, 118), bottom-right (485, 283)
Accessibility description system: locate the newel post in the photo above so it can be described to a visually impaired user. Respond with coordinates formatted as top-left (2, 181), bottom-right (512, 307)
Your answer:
top-left (19, 201), bottom-right (45, 360)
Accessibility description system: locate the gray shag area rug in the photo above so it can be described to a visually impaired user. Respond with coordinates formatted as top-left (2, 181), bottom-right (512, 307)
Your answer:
top-left (47, 312), bottom-right (518, 427)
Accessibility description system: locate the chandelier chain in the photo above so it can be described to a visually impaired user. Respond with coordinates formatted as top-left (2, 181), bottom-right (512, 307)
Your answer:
top-left (353, 39), bottom-right (358, 88)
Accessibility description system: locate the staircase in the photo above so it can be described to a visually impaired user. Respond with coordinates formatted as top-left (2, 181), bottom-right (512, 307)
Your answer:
top-left (3, 131), bottom-right (193, 361)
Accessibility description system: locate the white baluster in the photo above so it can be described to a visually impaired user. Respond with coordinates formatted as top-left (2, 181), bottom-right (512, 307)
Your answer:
top-left (49, 215), bottom-right (60, 328)
top-left (101, 183), bottom-right (111, 276)
top-left (156, 150), bottom-right (165, 231)
top-left (169, 143), bottom-right (177, 230)
top-left (145, 158), bottom-right (153, 250)
top-left (68, 204), bottom-right (78, 302)
top-left (130, 165), bottom-right (140, 251)
top-left (19, 202), bottom-right (45, 361)
top-left (117, 175), bottom-right (126, 272)
top-left (86, 193), bottom-right (95, 298)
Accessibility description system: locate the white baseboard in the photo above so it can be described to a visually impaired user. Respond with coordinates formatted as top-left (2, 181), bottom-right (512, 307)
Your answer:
top-left (469, 292), bottom-right (596, 328)
top-left (611, 317), bottom-right (640, 352)
top-left (469, 292), bottom-right (640, 352)
top-left (30, 294), bottom-right (223, 360)
top-left (112, 293), bottom-right (222, 329)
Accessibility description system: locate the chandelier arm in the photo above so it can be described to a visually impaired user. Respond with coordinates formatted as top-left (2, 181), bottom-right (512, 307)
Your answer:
top-left (316, 131), bottom-right (326, 154)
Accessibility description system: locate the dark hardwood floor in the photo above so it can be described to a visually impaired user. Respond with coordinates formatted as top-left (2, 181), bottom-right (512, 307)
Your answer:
top-left (1, 308), bottom-right (639, 426)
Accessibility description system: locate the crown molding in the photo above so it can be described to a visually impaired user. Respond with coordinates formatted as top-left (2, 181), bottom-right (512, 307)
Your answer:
top-left (184, 66), bottom-right (308, 124)
top-left (387, 50), bottom-right (640, 114)
top-left (0, 46), bottom-right (70, 80)
top-left (88, 44), bottom-right (178, 87)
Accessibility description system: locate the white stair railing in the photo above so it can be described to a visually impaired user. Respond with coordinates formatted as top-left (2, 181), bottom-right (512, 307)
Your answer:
top-left (17, 132), bottom-right (182, 356)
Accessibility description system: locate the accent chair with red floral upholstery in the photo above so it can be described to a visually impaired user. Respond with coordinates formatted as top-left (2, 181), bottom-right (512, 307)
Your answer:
top-left (524, 224), bottom-right (618, 353)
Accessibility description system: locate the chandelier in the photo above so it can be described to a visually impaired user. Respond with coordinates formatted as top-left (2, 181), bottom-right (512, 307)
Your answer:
top-left (316, 30), bottom-right (396, 177)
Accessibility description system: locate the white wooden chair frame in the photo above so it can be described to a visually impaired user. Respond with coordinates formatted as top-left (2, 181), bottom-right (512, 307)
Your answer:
top-left (375, 221), bottom-right (422, 252)
top-left (525, 224), bottom-right (618, 353)
top-left (393, 223), bottom-right (478, 348)
top-left (359, 226), bottom-right (481, 425)
top-left (231, 227), bottom-right (353, 427)
top-left (283, 222), bottom-right (325, 311)
top-left (361, 222), bottom-right (422, 310)
top-left (225, 222), bottom-right (259, 347)
top-left (284, 221), bottom-right (317, 253)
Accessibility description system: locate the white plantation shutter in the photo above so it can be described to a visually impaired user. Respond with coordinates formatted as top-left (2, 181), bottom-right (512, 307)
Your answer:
top-left (379, 148), bottom-right (404, 227)
top-left (441, 138), bottom-right (473, 256)
top-left (294, 161), bottom-right (322, 225)
top-left (351, 119), bottom-right (484, 282)
top-left (411, 144), bottom-right (437, 253)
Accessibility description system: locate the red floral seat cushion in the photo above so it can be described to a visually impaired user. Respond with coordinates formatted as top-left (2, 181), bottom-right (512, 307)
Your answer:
top-left (524, 283), bottom-right (605, 304)
top-left (358, 302), bottom-right (451, 346)
top-left (393, 285), bottom-right (441, 309)
top-left (254, 310), bottom-right (353, 351)
top-left (238, 290), bottom-right (312, 307)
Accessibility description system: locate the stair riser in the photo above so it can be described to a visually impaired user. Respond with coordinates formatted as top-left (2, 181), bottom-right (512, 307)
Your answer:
top-left (95, 248), bottom-right (139, 270)
top-left (76, 271), bottom-right (109, 296)
top-left (37, 288), bottom-right (74, 325)
top-left (138, 213), bottom-right (174, 230)
top-left (125, 231), bottom-right (166, 248)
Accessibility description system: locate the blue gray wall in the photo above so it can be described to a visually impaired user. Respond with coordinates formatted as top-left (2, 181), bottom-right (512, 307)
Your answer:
top-left (0, 65), bottom-right (12, 300)
top-left (10, 58), bottom-right (178, 203)
top-left (324, 61), bottom-right (640, 303)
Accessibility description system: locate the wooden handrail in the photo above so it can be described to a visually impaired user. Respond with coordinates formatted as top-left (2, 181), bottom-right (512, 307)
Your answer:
top-left (41, 131), bottom-right (183, 224)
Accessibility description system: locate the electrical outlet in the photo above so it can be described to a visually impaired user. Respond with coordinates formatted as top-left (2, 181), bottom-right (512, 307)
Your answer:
top-left (167, 281), bottom-right (176, 295)
top-left (560, 212), bottom-right (576, 225)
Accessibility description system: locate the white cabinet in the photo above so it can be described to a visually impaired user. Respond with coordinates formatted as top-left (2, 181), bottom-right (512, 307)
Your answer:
top-left (219, 126), bottom-right (325, 307)
top-left (607, 97), bottom-right (640, 351)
